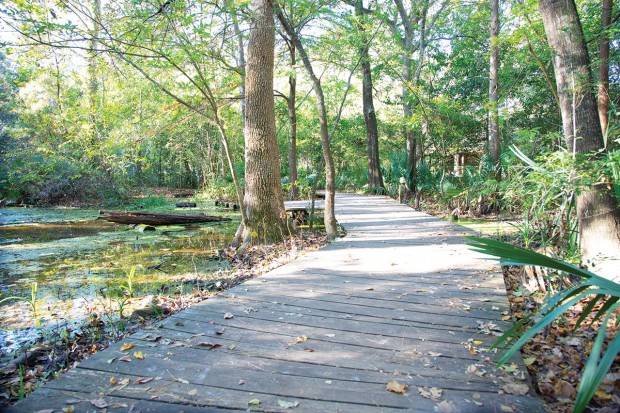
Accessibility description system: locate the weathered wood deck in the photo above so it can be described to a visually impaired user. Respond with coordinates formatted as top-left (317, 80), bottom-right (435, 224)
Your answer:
top-left (7, 194), bottom-right (546, 413)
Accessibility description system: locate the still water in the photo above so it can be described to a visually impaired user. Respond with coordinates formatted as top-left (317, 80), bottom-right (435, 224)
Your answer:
top-left (0, 205), bottom-right (238, 360)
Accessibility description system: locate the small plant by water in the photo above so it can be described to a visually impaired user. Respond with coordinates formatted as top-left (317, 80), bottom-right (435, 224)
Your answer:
top-left (0, 282), bottom-right (49, 321)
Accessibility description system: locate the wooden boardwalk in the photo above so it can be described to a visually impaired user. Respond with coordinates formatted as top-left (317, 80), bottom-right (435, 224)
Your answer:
top-left (7, 194), bottom-right (546, 413)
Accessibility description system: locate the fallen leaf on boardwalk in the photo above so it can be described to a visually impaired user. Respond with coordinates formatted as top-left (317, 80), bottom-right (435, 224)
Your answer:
top-left (436, 400), bottom-right (458, 413)
top-left (90, 399), bottom-right (108, 409)
top-left (110, 403), bottom-right (129, 408)
top-left (418, 386), bottom-right (442, 400)
top-left (134, 377), bottom-right (154, 384)
top-left (119, 378), bottom-right (130, 385)
top-left (118, 356), bottom-right (131, 362)
top-left (248, 399), bottom-right (261, 406)
top-left (324, 334), bottom-right (335, 338)
top-left (428, 351), bottom-right (442, 357)
top-left (133, 351), bottom-right (144, 359)
top-left (62, 407), bottom-right (75, 413)
top-left (175, 378), bottom-right (189, 384)
top-left (141, 334), bottom-right (162, 341)
top-left (501, 382), bottom-right (529, 395)
top-left (224, 312), bottom-right (234, 319)
top-left (303, 348), bottom-right (314, 352)
top-left (468, 345), bottom-right (477, 355)
top-left (190, 333), bottom-right (205, 338)
top-left (473, 340), bottom-right (484, 345)
top-left (500, 405), bottom-right (514, 412)
top-left (386, 380), bottom-right (408, 394)
top-left (553, 379), bottom-right (575, 398)
top-left (364, 287), bottom-right (374, 291)
top-left (169, 342), bottom-right (186, 348)
top-left (215, 329), bottom-right (225, 335)
top-left (197, 342), bottom-right (221, 350)
top-left (175, 321), bottom-right (185, 326)
top-left (188, 389), bottom-right (197, 396)
top-left (228, 344), bottom-right (236, 350)
top-left (523, 357), bottom-right (536, 366)
top-left (109, 377), bottom-right (117, 384)
top-left (238, 380), bottom-right (245, 385)
top-left (107, 357), bottom-right (117, 364)
top-left (120, 342), bottom-right (134, 351)
top-left (35, 410), bottom-right (55, 413)
top-left (295, 335), bottom-right (307, 344)
top-left (278, 400), bottom-right (299, 409)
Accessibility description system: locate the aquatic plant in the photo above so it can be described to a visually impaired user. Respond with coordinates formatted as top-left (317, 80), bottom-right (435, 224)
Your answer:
top-left (120, 266), bottom-right (141, 297)
top-left (0, 282), bottom-right (49, 320)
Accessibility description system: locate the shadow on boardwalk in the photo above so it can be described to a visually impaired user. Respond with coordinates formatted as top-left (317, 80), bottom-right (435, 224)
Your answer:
top-left (7, 194), bottom-right (547, 413)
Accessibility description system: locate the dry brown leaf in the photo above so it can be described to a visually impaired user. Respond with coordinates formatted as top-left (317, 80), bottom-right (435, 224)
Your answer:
top-left (120, 342), bottom-right (134, 351)
top-left (175, 321), bottom-right (185, 326)
top-left (500, 405), bottom-right (514, 412)
top-left (468, 345), bottom-right (477, 355)
top-left (119, 378), bottom-right (130, 385)
top-left (418, 386), bottom-right (442, 400)
top-left (134, 377), bottom-right (154, 384)
top-left (553, 379), bottom-right (575, 398)
top-left (196, 342), bottom-right (221, 350)
top-left (295, 335), bottom-right (307, 344)
top-left (110, 403), bottom-right (129, 408)
top-left (501, 382), bottom-right (529, 396)
top-left (118, 356), bottom-right (131, 362)
top-left (436, 400), bottom-right (458, 413)
top-left (428, 351), bottom-right (442, 357)
top-left (386, 380), bottom-right (408, 394)
top-left (228, 344), bottom-right (236, 350)
top-left (90, 399), bottom-right (108, 409)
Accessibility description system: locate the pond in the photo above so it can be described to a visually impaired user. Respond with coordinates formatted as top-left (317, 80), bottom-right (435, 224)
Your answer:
top-left (0, 203), bottom-right (239, 362)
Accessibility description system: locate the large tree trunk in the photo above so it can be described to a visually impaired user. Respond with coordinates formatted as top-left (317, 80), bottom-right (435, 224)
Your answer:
top-left (276, 7), bottom-right (338, 240)
top-left (598, 0), bottom-right (612, 136)
top-left (540, 0), bottom-right (620, 280)
top-left (235, 0), bottom-right (290, 246)
top-left (488, 0), bottom-right (501, 182)
top-left (356, 0), bottom-right (384, 190)
top-left (286, 39), bottom-right (299, 200)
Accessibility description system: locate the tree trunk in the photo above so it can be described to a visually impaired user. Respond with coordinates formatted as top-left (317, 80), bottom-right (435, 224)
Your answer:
top-left (356, 0), bottom-right (383, 190)
top-left (598, 0), bottom-right (612, 136)
top-left (286, 39), bottom-right (299, 200)
top-left (236, 0), bottom-right (290, 246)
top-left (276, 7), bottom-right (338, 240)
top-left (539, 0), bottom-right (620, 280)
top-left (488, 0), bottom-right (501, 182)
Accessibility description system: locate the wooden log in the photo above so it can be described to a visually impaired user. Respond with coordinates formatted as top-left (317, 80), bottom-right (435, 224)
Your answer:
top-left (98, 210), bottom-right (231, 226)
top-left (176, 202), bottom-right (197, 208)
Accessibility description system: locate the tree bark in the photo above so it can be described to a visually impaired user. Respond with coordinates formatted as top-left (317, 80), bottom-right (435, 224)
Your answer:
top-left (276, 6), bottom-right (338, 240)
top-left (598, 0), bottom-right (612, 136)
top-left (488, 0), bottom-right (501, 182)
top-left (539, 0), bottom-right (620, 280)
top-left (286, 38), bottom-right (299, 200)
top-left (236, 0), bottom-right (290, 246)
top-left (356, 0), bottom-right (384, 190)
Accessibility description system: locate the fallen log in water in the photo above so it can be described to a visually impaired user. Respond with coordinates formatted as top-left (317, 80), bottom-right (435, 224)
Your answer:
top-left (98, 210), bottom-right (231, 226)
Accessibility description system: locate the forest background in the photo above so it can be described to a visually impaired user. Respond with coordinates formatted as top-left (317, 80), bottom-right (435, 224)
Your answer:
top-left (0, 0), bottom-right (618, 261)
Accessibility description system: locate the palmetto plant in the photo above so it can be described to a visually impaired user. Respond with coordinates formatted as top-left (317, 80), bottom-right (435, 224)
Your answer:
top-left (467, 237), bottom-right (619, 413)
